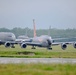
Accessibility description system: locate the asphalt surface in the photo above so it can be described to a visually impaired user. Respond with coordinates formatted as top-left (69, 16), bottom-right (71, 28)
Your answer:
top-left (0, 58), bottom-right (76, 64)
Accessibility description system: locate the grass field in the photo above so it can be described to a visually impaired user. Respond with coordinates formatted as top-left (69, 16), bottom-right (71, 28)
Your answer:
top-left (0, 45), bottom-right (76, 58)
top-left (0, 45), bottom-right (76, 75)
top-left (0, 63), bottom-right (76, 75)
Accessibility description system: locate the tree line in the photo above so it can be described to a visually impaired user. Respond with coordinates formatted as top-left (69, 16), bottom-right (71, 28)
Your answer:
top-left (0, 27), bottom-right (76, 38)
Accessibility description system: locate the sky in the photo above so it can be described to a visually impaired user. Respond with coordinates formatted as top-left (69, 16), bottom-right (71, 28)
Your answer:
top-left (0, 0), bottom-right (76, 29)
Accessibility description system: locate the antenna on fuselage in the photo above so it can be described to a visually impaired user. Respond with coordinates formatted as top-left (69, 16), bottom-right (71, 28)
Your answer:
top-left (33, 19), bottom-right (37, 37)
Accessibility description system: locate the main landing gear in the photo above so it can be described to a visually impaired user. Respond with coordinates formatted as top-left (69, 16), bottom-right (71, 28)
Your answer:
top-left (31, 46), bottom-right (36, 49)
top-left (11, 45), bottom-right (15, 48)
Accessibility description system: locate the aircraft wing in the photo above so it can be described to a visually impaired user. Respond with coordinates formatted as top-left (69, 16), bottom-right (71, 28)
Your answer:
top-left (15, 38), bottom-right (33, 44)
top-left (52, 41), bottom-right (76, 50)
top-left (52, 42), bottom-right (73, 46)
top-left (52, 37), bottom-right (76, 43)
top-left (0, 40), bottom-right (16, 48)
top-left (0, 40), bottom-right (16, 44)
top-left (23, 42), bottom-right (42, 47)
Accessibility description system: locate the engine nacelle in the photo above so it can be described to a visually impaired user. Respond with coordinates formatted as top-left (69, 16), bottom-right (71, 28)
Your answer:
top-left (21, 43), bottom-right (27, 48)
top-left (4, 42), bottom-right (11, 47)
top-left (61, 43), bottom-right (67, 50)
top-left (73, 42), bottom-right (76, 48)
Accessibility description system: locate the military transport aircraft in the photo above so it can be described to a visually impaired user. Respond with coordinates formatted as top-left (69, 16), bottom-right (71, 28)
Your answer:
top-left (19, 19), bottom-right (76, 50)
top-left (15, 35), bottom-right (31, 44)
top-left (0, 32), bottom-right (16, 48)
top-left (15, 27), bottom-right (32, 44)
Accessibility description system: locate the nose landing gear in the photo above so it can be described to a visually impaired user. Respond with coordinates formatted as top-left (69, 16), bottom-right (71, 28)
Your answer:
top-left (47, 47), bottom-right (52, 50)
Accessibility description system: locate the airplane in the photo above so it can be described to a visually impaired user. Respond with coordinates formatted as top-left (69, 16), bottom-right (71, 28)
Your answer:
top-left (0, 32), bottom-right (16, 48)
top-left (15, 36), bottom-right (32, 44)
top-left (16, 28), bottom-right (32, 44)
top-left (19, 19), bottom-right (76, 50)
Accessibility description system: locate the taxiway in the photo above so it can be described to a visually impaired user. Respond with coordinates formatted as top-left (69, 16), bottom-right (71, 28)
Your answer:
top-left (0, 58), bottom-right (76, 64)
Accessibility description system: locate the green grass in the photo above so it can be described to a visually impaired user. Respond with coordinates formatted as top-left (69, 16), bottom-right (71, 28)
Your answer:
top-left (0, 63), bottom-right (76, 75)
top-left (0, 45), bottom-right (76, 58)
top-left (0, 45), bottom-right (76, 75)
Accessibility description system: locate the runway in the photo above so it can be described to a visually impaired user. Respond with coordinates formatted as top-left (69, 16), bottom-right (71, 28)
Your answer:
top-left (0, 58), bottom-right (76, 64)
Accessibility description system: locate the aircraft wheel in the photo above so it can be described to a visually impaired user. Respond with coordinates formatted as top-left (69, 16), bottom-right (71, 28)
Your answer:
top-left (31, 46), bottom-right (36, 49)
top-left (47, 47), bottom-right (52, 50)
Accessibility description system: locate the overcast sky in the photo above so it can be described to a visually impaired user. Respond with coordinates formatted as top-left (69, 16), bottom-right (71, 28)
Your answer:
top-left (0, 0), bottom-right (76, 29)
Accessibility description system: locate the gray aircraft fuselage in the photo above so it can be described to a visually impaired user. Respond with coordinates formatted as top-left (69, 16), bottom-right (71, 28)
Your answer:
top-left (0, 32), bottom-right (16, 44)
top-left (34, 35), bottom-right (52, 45)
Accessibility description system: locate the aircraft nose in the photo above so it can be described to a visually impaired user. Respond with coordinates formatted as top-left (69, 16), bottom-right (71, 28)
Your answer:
top-left (11, 34), bottom-right (16, 41)
top-left (47, 39), bottom-right (52, 46)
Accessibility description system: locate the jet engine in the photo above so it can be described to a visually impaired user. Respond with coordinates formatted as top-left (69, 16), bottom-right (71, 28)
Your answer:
top-left (21, 43), bottom-right (27, 48)
top-left (61, 43), bottom-right (67, 50)
top-left (73, 42), bottom-right (76, 48)
top-left (4, 42), bottom-right (11, 47)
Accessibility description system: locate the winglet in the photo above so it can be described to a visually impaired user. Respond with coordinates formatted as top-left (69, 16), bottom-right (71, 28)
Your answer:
top-left (33, 19), bottom-right (36, 37)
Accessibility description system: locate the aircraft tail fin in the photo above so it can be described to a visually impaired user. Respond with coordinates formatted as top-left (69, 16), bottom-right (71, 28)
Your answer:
top-left (33, 19), bottom-right (36, 37)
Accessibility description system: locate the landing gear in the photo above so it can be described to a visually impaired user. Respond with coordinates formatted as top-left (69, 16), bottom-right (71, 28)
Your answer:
top-left (47, 47), bottom-right (52, 50)
top-left (11, 45), bottom-right (15, 48)
top-left (31, 46), bottom-right (36, 49)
